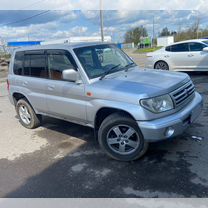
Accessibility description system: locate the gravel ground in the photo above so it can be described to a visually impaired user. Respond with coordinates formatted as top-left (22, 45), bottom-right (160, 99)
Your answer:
top-left (0, 53), bottom-right (208, 197)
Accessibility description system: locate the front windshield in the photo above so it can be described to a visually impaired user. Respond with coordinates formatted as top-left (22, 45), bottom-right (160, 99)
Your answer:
top-left (203, 41), bottom-right (208, 46)
top-left (74, 44), bottom-right (135, 79)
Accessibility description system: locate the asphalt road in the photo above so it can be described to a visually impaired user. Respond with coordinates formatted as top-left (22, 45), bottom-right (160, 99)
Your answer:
top-left (0, 54), bottom-right (208, 197)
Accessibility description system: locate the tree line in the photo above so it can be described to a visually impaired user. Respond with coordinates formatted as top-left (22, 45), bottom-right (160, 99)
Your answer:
top-left (124, 24), bottom-right (208, 45)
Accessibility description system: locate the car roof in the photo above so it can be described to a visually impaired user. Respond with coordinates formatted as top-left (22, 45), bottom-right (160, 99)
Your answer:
top-left (169, 39), bottom-right (208, 46)
top-left (14, 42), bottom-right (113, 53)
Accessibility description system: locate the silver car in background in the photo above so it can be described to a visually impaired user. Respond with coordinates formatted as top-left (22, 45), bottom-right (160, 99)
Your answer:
top-left (8, 42), bottom-right (203, 161)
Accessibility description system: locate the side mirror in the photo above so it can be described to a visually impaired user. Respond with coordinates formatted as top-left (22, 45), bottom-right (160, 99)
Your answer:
top-left (62, 69), bottom-right (79, 82)
top-left (203, 47), bottom-right (208, 52)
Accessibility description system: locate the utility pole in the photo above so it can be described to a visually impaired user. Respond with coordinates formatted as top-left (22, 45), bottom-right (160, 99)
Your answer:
top-left (100, 0), bottom-right (104, 42)
top-left (152, 16), bottom-right (155, 47)
top-left (196, 11), bottom-right (200, 39)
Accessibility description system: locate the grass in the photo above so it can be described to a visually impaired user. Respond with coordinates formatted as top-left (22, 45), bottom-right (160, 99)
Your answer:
top-left (134, 46), bottom-right (163, 54)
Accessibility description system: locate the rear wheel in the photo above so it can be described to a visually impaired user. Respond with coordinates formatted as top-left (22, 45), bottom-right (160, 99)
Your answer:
top-left (154, 61), bottom-right (169, 70)
top-left (98, 113), bottom-right (148, 161)
top-left (16, 99), bottom-right (41, 129)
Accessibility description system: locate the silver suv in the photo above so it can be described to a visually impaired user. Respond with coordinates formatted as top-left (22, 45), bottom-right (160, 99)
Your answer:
top-left (8, 42), bottom-right (203, 161)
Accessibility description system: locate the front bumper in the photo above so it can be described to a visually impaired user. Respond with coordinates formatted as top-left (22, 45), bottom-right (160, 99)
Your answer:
top-left (137, 92), bottom-right (203, 142)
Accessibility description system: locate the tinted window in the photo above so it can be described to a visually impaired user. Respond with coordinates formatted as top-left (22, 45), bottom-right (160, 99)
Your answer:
top-left (165, 46), bottom-right (171, 52)
top-left (171, 43), bottom-right (189, 52)
top-left (189, 42), bottom-right (206, 51)
top-left (24, 55), bottom-right (30, 76)
top-left (13, 52), bottom-right (24, 75)
top-left (30, 54), bottom-right (47, 78)
top-left (47, 50), bottom-right (76, 80)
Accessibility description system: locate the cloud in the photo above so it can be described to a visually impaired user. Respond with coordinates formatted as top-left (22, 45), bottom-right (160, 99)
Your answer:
top-left (82, 10), bottom-right (99, 19)
top-left (0, 9), bottom-right (208, 43)
top-left (0, 10), bottom-right (78, 27)
top-left (0, 0), bottom-right (207, 10)
top-left (0, 21), bottom-right (88, 42)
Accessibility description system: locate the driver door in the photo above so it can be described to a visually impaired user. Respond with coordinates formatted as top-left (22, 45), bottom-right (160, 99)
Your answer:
top-left (188, 42), bottom-right (208, 71)
top-left (45, 49), bottom-right (87, 123)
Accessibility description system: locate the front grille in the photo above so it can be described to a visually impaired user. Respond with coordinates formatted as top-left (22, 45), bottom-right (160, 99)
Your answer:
top-left (171, 80), bottom-right (195, 107)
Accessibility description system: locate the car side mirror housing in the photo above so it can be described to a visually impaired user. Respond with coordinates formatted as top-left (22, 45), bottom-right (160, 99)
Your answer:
top-left (62, 69), bottom-right (80, 82)
top-left (203, 47), bottom-right (208, 52)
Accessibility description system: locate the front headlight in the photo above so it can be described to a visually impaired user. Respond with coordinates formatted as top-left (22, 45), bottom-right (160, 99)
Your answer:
top-left (140, 94), bottom-right (174, 113)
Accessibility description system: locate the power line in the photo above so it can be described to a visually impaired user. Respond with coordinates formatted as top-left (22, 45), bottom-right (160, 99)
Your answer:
top-left (1, 10), bottom-right (50, 27)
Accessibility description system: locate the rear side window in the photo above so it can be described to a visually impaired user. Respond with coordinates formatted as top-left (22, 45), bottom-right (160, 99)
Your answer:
top-left (170, 43), bottom-right (189, 52)
top-left (13, 52), bottom-right (24, 75)
top-left (30, 54), bottom-right (47, 78)
top-left (14, 50), bottom-right (48, 79)
top-left (24, 55), bottom-right (30, 76)
top-left (189, 42), bottom-right (206, 51)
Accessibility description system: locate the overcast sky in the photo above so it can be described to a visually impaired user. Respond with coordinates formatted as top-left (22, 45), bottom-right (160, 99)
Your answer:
top-left (0, 8), bottom-right (208, 42)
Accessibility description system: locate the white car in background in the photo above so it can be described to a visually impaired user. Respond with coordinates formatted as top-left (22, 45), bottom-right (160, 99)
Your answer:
top-left (146, 39), bottom-right (208, 71)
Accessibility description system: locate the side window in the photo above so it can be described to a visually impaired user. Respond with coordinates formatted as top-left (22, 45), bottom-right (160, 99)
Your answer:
top-left (165, 46), bottom-right (171, 52)
top-left (13, 52), bottom-right (24, 75)
top-left (30, 54), bottom-right (47, 78)
top-left (24, 55), bottom-right (30, 76)
top-left (171, 43), bottom-right (189, 52)
top-left (189, 42), bottom-right (206, 51)
top-left (47, 50), bottom-right (76, 80)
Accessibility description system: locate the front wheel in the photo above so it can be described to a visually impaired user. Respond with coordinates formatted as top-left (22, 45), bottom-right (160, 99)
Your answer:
top-left (98, 113), bottom-right (148, 161)
top-left (154, 61), bottom-right (169, 70)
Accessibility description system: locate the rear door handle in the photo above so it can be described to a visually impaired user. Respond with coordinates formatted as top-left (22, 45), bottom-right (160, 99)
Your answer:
top-left (188, 54), bottom-right (194, 57)
top-left (47, 84), bottom-right (55, 91)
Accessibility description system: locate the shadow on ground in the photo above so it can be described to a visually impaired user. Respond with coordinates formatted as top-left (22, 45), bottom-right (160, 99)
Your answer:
top-left (4, 116), bottom-right (208, 198)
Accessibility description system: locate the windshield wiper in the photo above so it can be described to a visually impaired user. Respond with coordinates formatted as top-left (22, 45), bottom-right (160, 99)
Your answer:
top-left (124, 62), bottom-right (136, 72)
top-left (99, 64), bottom-right (121, 80)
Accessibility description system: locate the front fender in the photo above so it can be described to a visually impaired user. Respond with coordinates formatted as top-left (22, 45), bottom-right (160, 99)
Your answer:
top-left (86, 99), bottom-right (146, 127)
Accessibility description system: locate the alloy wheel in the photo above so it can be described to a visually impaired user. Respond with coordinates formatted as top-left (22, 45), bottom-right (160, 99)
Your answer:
top-left (106, 125), bottom-right (140, 155)
top-left (19, 104), bottom-right (31, 125)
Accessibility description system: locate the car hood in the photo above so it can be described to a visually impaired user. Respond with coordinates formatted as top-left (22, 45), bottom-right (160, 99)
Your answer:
top-left (87, 67), bottom-right (190, 103)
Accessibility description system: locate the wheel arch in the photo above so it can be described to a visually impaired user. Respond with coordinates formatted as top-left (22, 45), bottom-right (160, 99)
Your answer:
top-left (94, 107), bottom-right (135, 132)
top-left (154, 60), bottom-right (169, 69)
top-left (12, 92), bottom-right (37, 114)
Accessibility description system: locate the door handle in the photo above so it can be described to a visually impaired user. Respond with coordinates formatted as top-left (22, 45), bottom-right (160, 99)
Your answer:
top-left (23, 81), bottom-right (28, 86)
top-left (47, 84), bottom-right (55, 91)
top-left (188, 54), bottom-right (194, 57)
top-left (164, 55), bottom-right (169, 58)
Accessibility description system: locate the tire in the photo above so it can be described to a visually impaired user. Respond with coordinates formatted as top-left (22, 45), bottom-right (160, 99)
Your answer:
top-left (16, 98), bottom-right (41, 129)
top-left (154, 61), bottom-right (169, 70)
top-left (98, 113), bottom-right (148, 161)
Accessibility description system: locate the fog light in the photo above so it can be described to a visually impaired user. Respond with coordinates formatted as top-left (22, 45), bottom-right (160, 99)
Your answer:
top-left (165, 127), bottom-right (175, 138)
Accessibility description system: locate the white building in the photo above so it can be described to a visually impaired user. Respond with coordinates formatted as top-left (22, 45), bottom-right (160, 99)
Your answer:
top-left (157, 36), bottom-right (174, 47)
top-left (41, 36), bottom-right (112, 45)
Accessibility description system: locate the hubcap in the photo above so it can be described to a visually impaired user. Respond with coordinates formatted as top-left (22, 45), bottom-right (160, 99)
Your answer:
top-left (19, 105), bottom-right (31, 125)
top-left (107, 125), bottom-right (140, 155)
top-left (155, 62), bottom-right (168, 70)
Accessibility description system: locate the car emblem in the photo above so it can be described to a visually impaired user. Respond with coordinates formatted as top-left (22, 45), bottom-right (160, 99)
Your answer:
top-left (184, 89), bottom-right (189, 95)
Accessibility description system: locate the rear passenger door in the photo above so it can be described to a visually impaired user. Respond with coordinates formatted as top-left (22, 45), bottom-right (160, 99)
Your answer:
top-left (14, 50), bottom-right (48, 113)
top-left (45, 50), bottom-right (86, 123)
